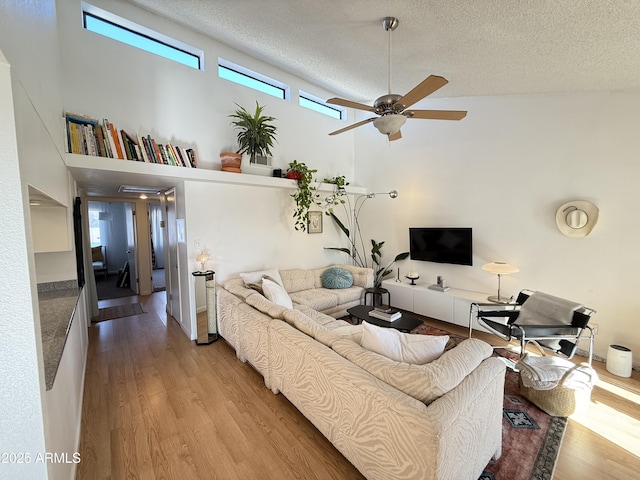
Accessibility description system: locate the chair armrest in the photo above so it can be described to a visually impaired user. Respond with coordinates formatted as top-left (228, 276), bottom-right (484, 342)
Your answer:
top-left (471, 302), bottom-right (520, 320)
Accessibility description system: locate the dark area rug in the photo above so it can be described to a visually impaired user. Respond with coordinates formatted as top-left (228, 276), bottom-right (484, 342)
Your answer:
top-left (96, 273), bottom-right (136, 300)
top-left (92, 303), bottom-right (144, 322)
top-left (408, 323), bottom-right (566, 480)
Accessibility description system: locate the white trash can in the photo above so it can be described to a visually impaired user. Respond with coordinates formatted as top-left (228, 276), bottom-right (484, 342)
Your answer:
top-left (606, 345), bottom-right (633, 377)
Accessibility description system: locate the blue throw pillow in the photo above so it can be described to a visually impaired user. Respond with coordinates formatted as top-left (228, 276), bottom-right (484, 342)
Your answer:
top-left (321, 267), bottom-right (354, 289)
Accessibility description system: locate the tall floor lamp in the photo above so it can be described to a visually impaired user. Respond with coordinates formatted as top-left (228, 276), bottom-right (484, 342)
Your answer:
top-left (482, 261), bottom-right (519, 303)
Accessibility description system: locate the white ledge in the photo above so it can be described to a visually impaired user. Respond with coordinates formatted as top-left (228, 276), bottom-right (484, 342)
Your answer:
top-left (64, 154), bottom-right (366, 196)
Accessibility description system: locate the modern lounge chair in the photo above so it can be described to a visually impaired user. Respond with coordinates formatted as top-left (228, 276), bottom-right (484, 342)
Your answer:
top-left (469, 289), bottom-right (596, 365)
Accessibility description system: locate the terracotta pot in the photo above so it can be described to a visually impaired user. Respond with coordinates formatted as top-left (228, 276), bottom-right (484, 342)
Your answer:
top-left (286, 170), bottom-right (302, 180)
top-left (220, 152), bottom-right (242, 173)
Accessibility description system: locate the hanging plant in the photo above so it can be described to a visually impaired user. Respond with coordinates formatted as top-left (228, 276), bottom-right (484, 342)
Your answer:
top-left (288, 160), bottom-right (320, 232)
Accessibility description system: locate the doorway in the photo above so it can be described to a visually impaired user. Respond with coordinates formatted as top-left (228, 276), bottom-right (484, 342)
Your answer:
top-left (88, 201), bottom-right (137, 300)
top-left (149, 203), bottom-right (166, 292)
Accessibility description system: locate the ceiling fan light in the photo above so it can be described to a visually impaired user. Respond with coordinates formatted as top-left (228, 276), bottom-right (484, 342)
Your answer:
top-left (373, 114), bottom-right (406, 135)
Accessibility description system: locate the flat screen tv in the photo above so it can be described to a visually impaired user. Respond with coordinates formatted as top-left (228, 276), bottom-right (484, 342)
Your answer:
top-left (409, 227), bottom-right (473, 266)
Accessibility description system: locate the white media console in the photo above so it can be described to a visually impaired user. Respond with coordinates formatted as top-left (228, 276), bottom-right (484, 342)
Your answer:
top-left (381, 279), bottom-right (492, 333)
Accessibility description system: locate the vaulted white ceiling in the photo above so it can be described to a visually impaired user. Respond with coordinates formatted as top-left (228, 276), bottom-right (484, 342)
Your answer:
top-left (126, 0), bottom-right (640, 102)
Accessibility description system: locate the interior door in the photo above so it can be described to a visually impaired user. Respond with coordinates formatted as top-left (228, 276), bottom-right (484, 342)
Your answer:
top-left (163, 189), bottom-right (181, 323)
top-left (124, 202), bottom-right (138, 294)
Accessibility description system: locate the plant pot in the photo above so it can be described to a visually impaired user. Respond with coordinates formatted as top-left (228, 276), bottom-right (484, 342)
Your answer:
top-left (220, 152), bottom-right (242, 173)
top-left (286, 170), bottom-right (302, 180)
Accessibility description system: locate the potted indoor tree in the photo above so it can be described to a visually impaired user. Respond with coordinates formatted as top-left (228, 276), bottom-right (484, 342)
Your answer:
top-left (226, 102), bottom-right (277, 168)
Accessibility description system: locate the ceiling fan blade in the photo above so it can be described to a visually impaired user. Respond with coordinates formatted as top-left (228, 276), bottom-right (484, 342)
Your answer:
top-left (326, 97), bottom-right (376, 112)
top-left (328, 117), bottom-right (376, 136)
top-left (388, 130), bottom-right (402, 141)
top-left (396, 75), bottom-right (449, 110)
top-left (406, 110), bottom-right (467, 120)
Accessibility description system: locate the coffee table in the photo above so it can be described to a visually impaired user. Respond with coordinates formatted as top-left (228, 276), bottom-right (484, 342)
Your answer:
top-left (347, 305), bottom-right (423, 333)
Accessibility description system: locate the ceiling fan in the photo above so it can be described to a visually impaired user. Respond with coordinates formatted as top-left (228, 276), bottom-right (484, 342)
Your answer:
top-left (327, 17), bottom-right (467, 141)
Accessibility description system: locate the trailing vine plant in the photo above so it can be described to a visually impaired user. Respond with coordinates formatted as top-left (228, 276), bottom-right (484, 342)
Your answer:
top-left (288, 160), bottom-right (319, 232)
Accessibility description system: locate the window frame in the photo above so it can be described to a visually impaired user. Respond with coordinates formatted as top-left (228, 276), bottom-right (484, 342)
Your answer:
top-left (218, 58), bottom-right (290, 100)
top-left (299, 90), bottom-right (345, 120)
top-left (81, 2), bottom-right (204, 71)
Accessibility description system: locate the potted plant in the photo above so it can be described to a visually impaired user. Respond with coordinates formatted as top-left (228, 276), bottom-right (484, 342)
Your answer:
top-left (228, 102), bottom-right (277, 165)
top-left (288, 160), bottom-right (320, 231)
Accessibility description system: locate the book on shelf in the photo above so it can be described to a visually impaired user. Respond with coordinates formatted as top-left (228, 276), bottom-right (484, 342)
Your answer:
top-left (369, 308), bottom-right (402, 322)
top-left (64, 112), bottom-right (198, 166)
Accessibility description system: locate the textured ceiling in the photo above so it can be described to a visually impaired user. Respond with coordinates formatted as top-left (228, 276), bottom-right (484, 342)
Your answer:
top-left (126, 0), bottom-right (640, 103)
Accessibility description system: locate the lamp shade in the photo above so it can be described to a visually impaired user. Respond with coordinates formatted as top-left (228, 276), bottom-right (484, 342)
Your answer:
top-left (373, 114), bottom-right (406, 135)
top-left (482, 262), bottom-right (519, 275)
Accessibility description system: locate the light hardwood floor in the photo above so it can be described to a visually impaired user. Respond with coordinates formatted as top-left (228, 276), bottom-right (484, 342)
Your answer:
top-left (77, 292), bottom-right (640, 479)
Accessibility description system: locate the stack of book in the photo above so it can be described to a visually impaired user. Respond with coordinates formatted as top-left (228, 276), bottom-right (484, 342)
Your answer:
top-left (64, 112), bottom-right (198, 168)
top-left (369, 307), bottom-right (402, 322)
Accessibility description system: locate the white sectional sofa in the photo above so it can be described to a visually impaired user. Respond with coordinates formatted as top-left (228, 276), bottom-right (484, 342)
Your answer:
top-left (215, 265), bottom-right (506, 480)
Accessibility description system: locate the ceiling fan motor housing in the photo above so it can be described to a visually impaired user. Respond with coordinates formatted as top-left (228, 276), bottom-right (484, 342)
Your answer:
top-left (374, 94), bottom-right (404, 115)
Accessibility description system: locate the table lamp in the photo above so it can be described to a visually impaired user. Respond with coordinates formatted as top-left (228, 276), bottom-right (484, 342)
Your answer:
top-left (482, 262), bottom-right (519, 303)
top-left (196, 251), bottom-right (209, 272)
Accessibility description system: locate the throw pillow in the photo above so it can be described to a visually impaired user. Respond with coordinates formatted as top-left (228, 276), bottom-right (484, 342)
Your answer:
top-left (321, 267), bottom-right (353, 289)
top-left (239, 268), bottom-right (284, 288)
top-left (360, 321), bottom-right (448, 364)
top-left (262, 277), bottom-right (293, 309)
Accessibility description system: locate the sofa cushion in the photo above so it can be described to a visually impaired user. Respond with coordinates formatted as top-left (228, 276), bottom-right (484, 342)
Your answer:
top-left (280, 269), bottom-right (317, 293)
top-left (331, 338), bottom-right (493, 405)
top-left (239, 268), bottom-right (284, 288)
top-left (360, 321), bottom-right (448, 364)
top-left (262, 277), bottom-right (293, 309)
top-left (289, 289), bottom-right (338, 311)
top-left (330, 286), bottom-right (364, 305)
top-left (331, 324), bottom-right (363, 344)
top-left (245, 291), bottom-right (288, 319)
top-left (321, 267), bottom-right (354, 289)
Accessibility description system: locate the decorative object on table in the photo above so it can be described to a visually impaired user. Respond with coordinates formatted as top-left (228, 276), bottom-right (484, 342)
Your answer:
top-left (324, 187), bottom-right (408, 286)
top-left (405, 271), bottom-right (420, 285)
top-left (396, 267), bottom-right (401, 282)
top-left (555, 200), bottom-right (599, 237)
top-left (307, 211), bottom-right (323, 233)
top-left (482, 261), bottom-right (519, 303)
top-left (220, 151), bottom-right (242, 173)
top-left (272, 168), bottom-right (282, 177)
top-left (196, 250), bottom-right (210, 272)
top-left (428, 274), bottom-right (450, 292)
top-left (326, 17), bottom-right (466, 141)
top-left (369, 306), bottom-right (402, 322)
top-left (288, 160), bottom-right (320, 231)
top-left (228, 101), bottom-right (277, 164)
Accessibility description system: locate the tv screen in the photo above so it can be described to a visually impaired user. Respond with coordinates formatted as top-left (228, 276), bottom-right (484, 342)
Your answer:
top-left (409, 227), bottom-right (473, 266)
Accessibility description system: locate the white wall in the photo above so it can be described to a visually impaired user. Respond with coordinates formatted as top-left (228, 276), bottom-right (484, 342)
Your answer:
top-left (0, 48), bottom-right (49, 480)
top-left (1, 1), bottom-right (89, 478)
top-left (56, 0), bottom-right (355, 177)
top-left (56, 0), bottom-right (361, 338)
top-left (355, 93), bottom-right (640, 364)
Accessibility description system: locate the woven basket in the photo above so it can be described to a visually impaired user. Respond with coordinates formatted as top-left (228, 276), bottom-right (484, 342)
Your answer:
top-left (519, 372), bottom-right (593, 417)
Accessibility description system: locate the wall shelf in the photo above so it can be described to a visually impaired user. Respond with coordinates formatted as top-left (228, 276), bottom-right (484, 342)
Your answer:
top-left (63, 153), bottom-right (366, 197)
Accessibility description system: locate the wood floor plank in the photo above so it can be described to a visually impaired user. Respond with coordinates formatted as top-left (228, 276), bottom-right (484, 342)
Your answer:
top-left (76, 292), bottom-right (640, 480)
